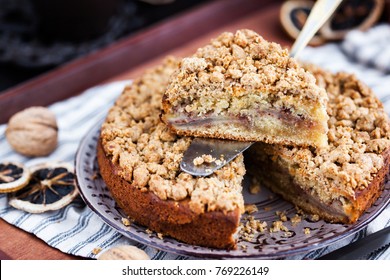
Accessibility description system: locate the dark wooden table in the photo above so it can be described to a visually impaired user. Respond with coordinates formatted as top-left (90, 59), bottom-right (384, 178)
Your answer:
top-left (0, 0), bottom-right (293, 259)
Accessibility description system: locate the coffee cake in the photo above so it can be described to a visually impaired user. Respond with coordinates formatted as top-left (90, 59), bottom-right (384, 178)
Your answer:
top-left (97, 56), bottom-right (389, 250)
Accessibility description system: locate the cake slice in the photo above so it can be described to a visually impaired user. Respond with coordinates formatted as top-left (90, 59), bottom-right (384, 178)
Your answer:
top-left (246, 64), bottom-right (390, 223)
top-left (161, 29), bottom-right (329, 147)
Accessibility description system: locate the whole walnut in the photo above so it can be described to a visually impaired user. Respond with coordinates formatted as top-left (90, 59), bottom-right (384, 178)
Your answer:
top-left (6, 107), bottom-right (58, 157)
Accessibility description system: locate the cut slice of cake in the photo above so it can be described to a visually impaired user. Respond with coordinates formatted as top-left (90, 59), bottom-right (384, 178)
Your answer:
top-left (246, 64), bottom-right (390, 224)
top-left (161, 29), bottom-right (329, 148)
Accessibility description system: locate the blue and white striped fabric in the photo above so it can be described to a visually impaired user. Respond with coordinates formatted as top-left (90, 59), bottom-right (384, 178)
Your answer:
top-left (1, 25), bottom-right (390, 260)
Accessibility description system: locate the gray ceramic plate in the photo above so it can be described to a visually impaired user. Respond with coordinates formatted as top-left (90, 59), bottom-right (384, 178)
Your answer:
top-left (75, 120), bottom-right (390, 259)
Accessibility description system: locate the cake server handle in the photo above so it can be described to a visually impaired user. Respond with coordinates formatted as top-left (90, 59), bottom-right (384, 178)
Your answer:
top-left (180, 0), bottom-right (342, 177)
top-left (289, 0), bottom-right (343, 57)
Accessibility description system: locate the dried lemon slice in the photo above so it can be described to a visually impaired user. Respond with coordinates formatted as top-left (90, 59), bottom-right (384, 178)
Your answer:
top-left (0, 162), bottom-right (30, 193)
top-left (8, 162), bottom-right (78, 213)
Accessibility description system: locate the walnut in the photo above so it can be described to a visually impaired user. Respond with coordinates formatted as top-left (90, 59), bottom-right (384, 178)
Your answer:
top-left (5, 107), bottom-right (58, 157)
top-left (97, 245), bottom-right (150, 260)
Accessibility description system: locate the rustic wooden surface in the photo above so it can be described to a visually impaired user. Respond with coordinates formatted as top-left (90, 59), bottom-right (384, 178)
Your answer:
top-left (0, 0), bottom-right (291, 259)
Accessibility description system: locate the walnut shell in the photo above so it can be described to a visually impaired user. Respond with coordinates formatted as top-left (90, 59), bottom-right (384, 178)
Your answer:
top-left (97, 245), bottom-right (150, 260)
top-left (6, 107), bottom-right (58, 157)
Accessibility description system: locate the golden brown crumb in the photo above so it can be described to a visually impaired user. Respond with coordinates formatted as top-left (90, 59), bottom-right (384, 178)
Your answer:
top-left (91, 171), bottom-right (99, 180)
top-left (244, 204), bottom-right (258, 214)
top-left (310, 214), bottom-right (320, 222)
top-left (304, 228), bottom-right (311, 235)
top-left (202, 154), bottom-right (216, 163)
top-left (157, 233), bottom-right (164, 240)
top-left (193, 156), bottom-right (204, 166)
top-left (270, 220), bottom-right (289, 233)
top-left (290, 214), bottom-right (302, 226)
top-left (249, 177), bottom-right (261, 194)
top-left (295, 206), bottom-right (305, 216)
top-left (276, 211), bottom-right (288, 222)
top-left (92, 247), bottom-right (103, 255)
top-left (121, 217), bottom-right (131, 226)
top-left (239, 215), bottom-right (267, 241)
top-left (193, 154), bottom-right (217, 166)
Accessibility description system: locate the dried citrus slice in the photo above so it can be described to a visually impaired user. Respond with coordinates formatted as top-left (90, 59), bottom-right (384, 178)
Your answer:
top-left (0, 162), bottom-right (30, 193)
top-left (320, 0), bottom-right (384, 40)
top-left (8, 162), bottom-right (78, 213)
top-left (280, 0), bottom-right (326, 46)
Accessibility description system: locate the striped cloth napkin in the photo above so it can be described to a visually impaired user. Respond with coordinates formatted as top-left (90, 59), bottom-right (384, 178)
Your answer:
top-left (1, 26), bottom-right (390, 260)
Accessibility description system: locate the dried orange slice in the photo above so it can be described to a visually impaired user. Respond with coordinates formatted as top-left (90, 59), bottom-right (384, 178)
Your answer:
top-left (0, 162), bottom-right (30, 193)
top-left (8, 162), bottom-right (78, 213)
top-left (280, 0), bottom-right (326, 46)
top-left (320, 0), bottom-right (384, 40)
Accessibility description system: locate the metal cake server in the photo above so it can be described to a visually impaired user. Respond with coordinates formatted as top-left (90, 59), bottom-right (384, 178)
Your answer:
top-left (180, 0), bottom-right (342, 176)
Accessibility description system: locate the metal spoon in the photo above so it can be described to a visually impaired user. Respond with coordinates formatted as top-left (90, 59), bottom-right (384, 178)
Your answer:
top-left (180, 0), bottom-right (342, 176)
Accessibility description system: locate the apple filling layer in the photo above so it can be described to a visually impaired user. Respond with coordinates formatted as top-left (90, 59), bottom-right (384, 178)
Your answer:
top-left (166, 106), bottom-right (327, 147)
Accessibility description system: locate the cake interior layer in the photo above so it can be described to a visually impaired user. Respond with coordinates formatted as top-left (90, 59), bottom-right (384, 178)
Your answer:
top-left (166, 110), bottom-right (327, 147)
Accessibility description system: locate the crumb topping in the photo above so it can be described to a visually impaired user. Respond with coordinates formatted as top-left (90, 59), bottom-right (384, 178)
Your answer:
top-left (193, 154), bottom-right (216, 166)
top-left (92, 247), bottom-right (103, 255)
top-left (100, 57), bottom-right (245, 214)
top-left (121, 217), bottom-right (131, 226)
top-left (255, 64), bottom-right (390, 204)
top-left (249, 177), bottom-right (261, 194)
top-left (239, 215), bottom-right (267, 242)
top-left (269, 220), bottom-right (289, 233)
top-left (244, 204), bottom-right (258, 214)
top-left (290, 214), bottom-right (302, 226)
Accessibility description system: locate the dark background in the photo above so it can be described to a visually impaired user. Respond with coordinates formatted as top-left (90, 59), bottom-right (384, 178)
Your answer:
top-left (0, 0), bottom-right (209, 92)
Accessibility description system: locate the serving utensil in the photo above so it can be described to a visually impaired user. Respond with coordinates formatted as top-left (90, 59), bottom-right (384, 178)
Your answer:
top-left (180, 0), bottom-right (342, 176)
